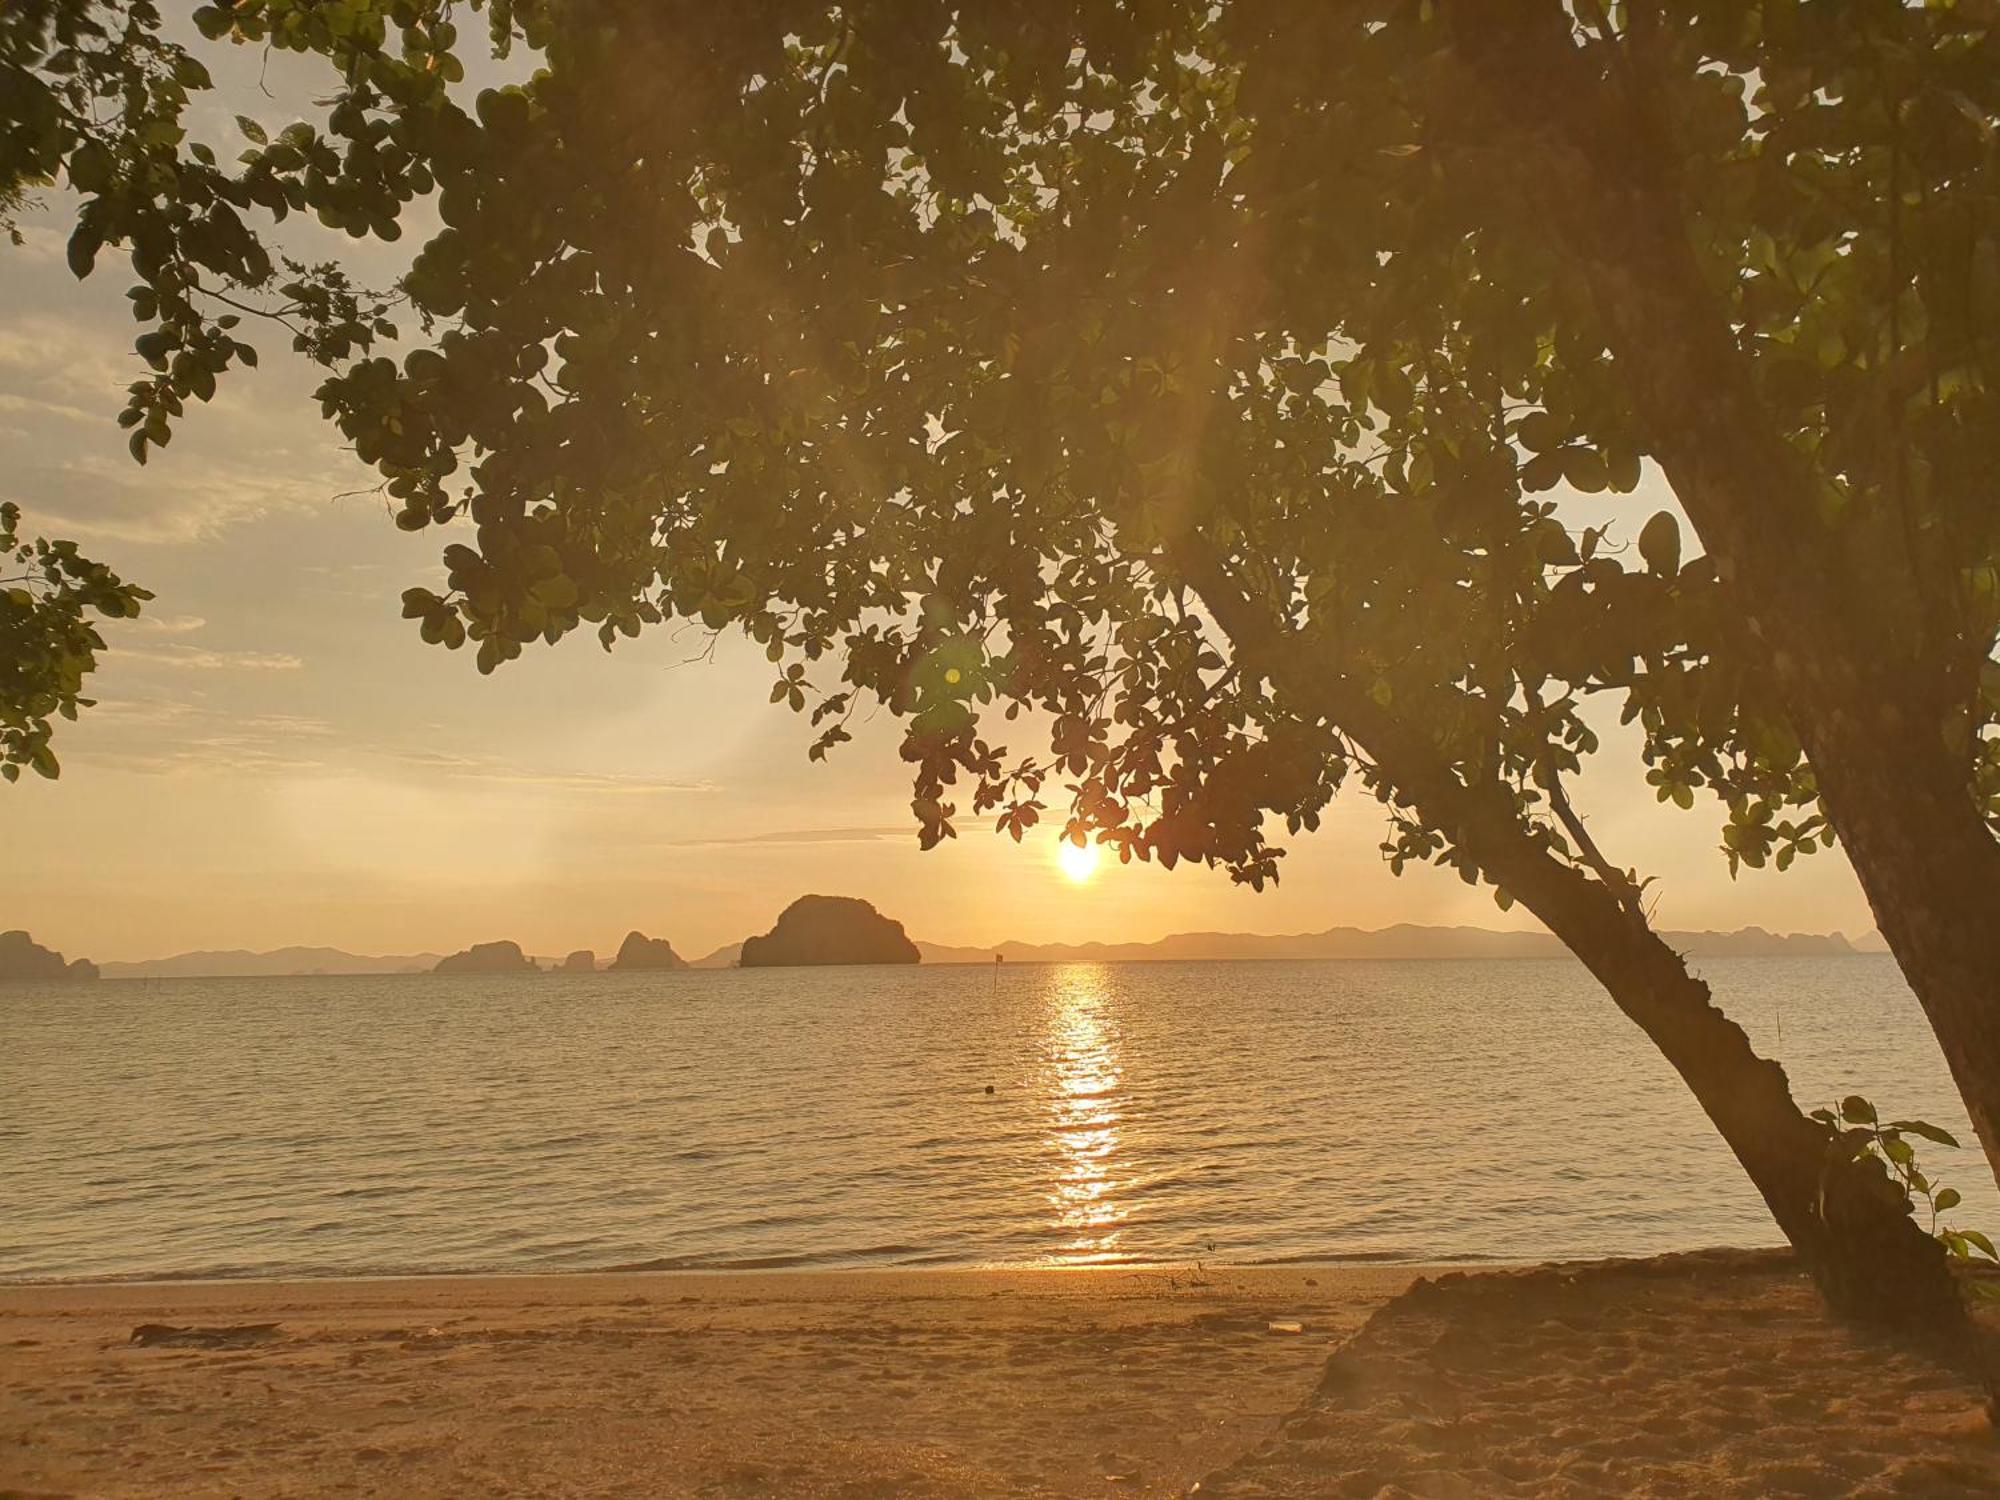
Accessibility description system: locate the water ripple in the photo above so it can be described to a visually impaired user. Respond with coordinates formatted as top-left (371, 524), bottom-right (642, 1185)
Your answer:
top-left (0, 957), bottom-right (1988, 1282)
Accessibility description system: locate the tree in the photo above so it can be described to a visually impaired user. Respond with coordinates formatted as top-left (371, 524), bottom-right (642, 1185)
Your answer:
top-left (0, 7), bottom-right (156, 776)
top-left (9, 0), bottom-right (1994, 1323)
top-left (1408, 0), bottom-right (2000, 1190)
top-left (0, 502), bottom-right (149, 780)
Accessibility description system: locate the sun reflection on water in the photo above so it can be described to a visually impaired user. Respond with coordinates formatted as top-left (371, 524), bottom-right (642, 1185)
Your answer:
top-left (1041, 967), bottom-right (1128, 1263)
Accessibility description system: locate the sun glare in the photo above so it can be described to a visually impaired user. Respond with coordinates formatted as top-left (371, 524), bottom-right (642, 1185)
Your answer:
top-left (1056, 838), bottom-right (1101, 884)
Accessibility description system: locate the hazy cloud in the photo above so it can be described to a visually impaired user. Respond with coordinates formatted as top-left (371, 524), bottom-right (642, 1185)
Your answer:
top-left (0, 316), bottom-right (134, 405)
top-left (384, 745), bottom-right (710, 794)
top-left (130, 612), bottom-right (209, 635)
top-left (14, 452), bottom-right (340, 545)
top-left (61, 696), bottom-right (705, 796)
top-left (661, 825), bottom-right (909, 848)
top-left (0, 314), bottom-right (367, 544)
top-left (114, 642), bottom-right (306, 671)
top-left (0, 390), bottom-right (99, 424)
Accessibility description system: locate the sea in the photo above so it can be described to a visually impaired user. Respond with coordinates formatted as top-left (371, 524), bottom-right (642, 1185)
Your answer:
top-left (3, 956), bottom-right (1993, 1282)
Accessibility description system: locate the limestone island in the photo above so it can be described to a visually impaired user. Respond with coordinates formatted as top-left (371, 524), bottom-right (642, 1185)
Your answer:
top-left (560, 949), bottom-right (597, 973)
top-left (608, 931), bottom-right (687, 971)
top-left (739, 896), bottom-right (920, 968)
top-left (0, 929), bottom-right (98, 982)
top-left (433, 940), bottom-right (536, 975)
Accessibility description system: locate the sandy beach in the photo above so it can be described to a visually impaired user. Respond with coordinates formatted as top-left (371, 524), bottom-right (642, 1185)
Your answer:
top-left (4, 1255), bottom-right (1997, 1499)
top-left (0, 1263), bottom-right (1419, 1499)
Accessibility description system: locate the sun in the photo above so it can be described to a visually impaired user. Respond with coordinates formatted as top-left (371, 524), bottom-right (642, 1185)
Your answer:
top-left (1056, 838), bottom-right (1101, 884)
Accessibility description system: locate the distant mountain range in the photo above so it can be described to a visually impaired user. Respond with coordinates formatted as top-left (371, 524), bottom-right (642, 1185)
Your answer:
top-left (917, 924), bottom-right (1868, 964)
top-left (96, 924), bottom-right (1878, 978)
top-left (98, 947), bottom-right (444, 979)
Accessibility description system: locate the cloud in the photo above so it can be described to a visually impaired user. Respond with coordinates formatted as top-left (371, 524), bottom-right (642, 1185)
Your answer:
top-left (84, 738), bottom-right (329, 778)
top-left (61, 695), bottom-right (704, 795)
top-left (0, 313), bottom-right (371, 544)
top-left (130, 612), bottom-right (209, 635)
top-left (0, 390), bottom-right (100, 424)
top-left (661, 825), bottom-right (909, 847)
top-left (113, 642), bottom-right (305, 671)
top-left (382, 745), bottom-right (710, 794)
top-left (84, 695), bottom-right (203, 726)
top-left (2, 220), bottom-right (66, 267)
top-left (57, 702), bottom-right (335, 776)
top-left (0, 316), bottom-right (136, 407)
top-left (10, 451), bottom-right (351, 546)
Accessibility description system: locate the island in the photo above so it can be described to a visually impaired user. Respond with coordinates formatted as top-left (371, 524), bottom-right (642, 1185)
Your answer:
top-left (432, 940), bottom-right (536, 975)
top-left (0, 929), bottom-right (98, 981)
top-left (607, 931), bottom-right (687, 971)
top-left (560, 949), bottom-right (597, 973)
top-left (738, 896), bottom-right (920, 968)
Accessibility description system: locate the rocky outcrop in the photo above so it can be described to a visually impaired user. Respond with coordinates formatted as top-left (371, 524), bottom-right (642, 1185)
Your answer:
top-left (432, 940), bottom-right (536, 975)
top-left (0, 930), bottom-right (97, 981)
top-left (560, 949), bottom-right (597, 972)
top-left (739, 896), bottom-right (920, 968)
top-left (608, 931), bottom-right (686, 971)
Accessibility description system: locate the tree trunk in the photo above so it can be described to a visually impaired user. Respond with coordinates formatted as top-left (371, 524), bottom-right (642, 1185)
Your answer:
top-left (1182, 552), bottom-right (1962, 1328)
top-left (1793, 711), bottom-right (2000, 1184)
top-left (1572, 234), bottom-right (2000, 1191)
top-left (1435, 2), bottom-right (2000, 1191)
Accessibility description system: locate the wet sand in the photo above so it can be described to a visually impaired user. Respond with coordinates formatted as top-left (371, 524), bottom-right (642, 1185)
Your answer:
top-left (4, 1255), bottom-right (1996, 1498)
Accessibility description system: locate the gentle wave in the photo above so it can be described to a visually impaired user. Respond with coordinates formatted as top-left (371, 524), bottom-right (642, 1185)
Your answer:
top-left (2, 957), bottom-right (1991, 1282)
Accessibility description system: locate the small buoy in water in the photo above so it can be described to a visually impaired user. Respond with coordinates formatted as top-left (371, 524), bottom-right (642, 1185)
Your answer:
top-left (984, 1085), bottom-right (995, 1095)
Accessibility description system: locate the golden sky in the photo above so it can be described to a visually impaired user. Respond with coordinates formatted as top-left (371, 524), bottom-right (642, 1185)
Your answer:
top-left (0, 46), bottom-right (1881, 966)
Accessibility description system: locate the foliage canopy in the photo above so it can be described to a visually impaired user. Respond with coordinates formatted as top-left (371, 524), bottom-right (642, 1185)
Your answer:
top-left (9, 0), bottom-right (1996, 898)
top-left (0, 500), bottom-right (150, 780)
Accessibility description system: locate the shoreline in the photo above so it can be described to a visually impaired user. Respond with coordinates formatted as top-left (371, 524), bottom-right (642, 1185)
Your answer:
top-left (0, 1252), bottom-right (1513, 1292)
top-left (0, 1260), bottom-right (1427, 1303)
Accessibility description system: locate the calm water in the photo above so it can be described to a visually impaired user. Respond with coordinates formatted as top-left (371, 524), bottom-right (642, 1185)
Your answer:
top-left (3, 957), bottom-right (1993, 1282)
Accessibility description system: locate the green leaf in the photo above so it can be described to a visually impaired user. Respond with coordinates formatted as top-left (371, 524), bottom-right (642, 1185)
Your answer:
top-left (1560, 448), bottom-right (1608, 493)
top-left (1516, 411), bottom-right (1562, 452)
top-left (1888, 1120), bottom-right (1960, 1148)
top-left (68, 141), bottom-right (114, 194)
top-left (66, 222), bottom-right (102, 279)
top-left (1519, 450), bottom-right (1565, 493)
top-left (528, 574), bottom-right (579, 610)
top-left (1839, 1095), bottom-right (1877, 1126)
top-left (236, 115), bottom-right (268, 145)
top-left (1934, 1188), bottom-right (1961, 1213)
top-left (1638, 511), bottom-right (1682, 577)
